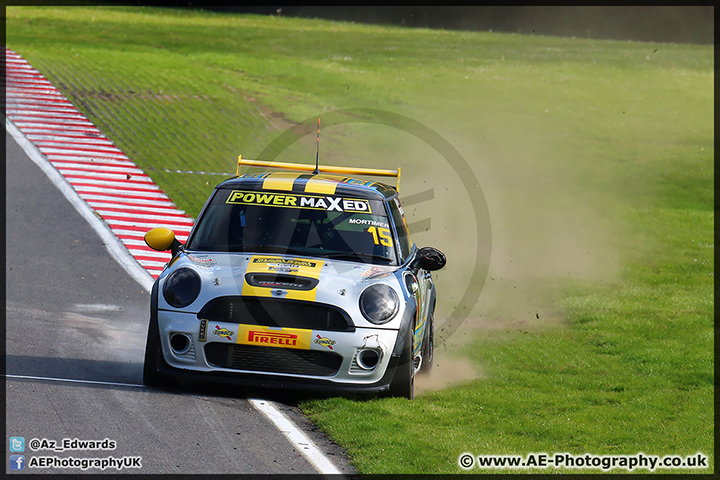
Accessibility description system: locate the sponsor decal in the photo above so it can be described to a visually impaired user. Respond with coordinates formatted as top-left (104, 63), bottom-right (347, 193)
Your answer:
top-left (253, 259), bottom-right (304, 274)
top-left (363, 266), bottom-right (393, 279)
top-left (188, 254), bottom-right (219, 271)
top-left (249, 330), bottom-right (296, 346)
top-left (353, 265), bottom-right (394, 280)
top-left (213, 325), bottom-right (235, 341)
top-left (243, 256), bottom-right (324, 301)
top-left (198, 319), bottom-right (208, 342)
top-left (270, 266), bottom-right (298, 273)
top-left (314, 334), bottom-right (336, 350)
top-left (226, 190), bottom-right (371, 213)
top-left (253, 258), bottom-right (316, 268)
top-left (237, 325), bottom-right (312, 350)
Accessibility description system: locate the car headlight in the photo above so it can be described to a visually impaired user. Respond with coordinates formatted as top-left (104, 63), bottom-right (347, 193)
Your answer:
top-left (163, 268), bottom-right (201, 308)
top-left (359, 284), bottom-right (399, 324)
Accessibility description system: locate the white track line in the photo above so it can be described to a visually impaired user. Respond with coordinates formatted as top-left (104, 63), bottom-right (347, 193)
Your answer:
top-left (5, 47), bottom-right (342, 476)
top-left (249, 399), bottom-right (343, 475)
top-left (4, 374), bottom-right (146, 389)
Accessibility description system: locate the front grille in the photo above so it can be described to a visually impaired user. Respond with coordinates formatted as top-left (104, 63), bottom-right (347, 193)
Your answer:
top-left (205, 343), bottom-right (342, 376)
top-left (245, 273), bottom-right (318, 291)
top-left (198, 296), bottom-right (354, 332)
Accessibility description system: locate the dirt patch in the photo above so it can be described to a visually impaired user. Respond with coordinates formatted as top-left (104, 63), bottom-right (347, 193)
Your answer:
top-left (415, 351), bottom-right (484, 395)
top-left (241, 93), bottom-right (299, 135)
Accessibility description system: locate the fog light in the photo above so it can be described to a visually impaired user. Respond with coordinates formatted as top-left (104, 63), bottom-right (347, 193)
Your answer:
top-left (356, 349), bottom-right (381, 370)
top-left (170, 333), bottom-right (191, 355)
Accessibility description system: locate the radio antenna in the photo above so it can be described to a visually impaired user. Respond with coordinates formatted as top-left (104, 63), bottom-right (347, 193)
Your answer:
top-left (313, 118), bottom-right (320, 175)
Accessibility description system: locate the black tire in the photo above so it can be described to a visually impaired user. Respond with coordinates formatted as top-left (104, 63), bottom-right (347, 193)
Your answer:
top-left (142, 314), bottom-right (175, 387)
top-left (422, 310), bottom-right (434, 373)
top-left (388, 327), bottom-right (414, 399)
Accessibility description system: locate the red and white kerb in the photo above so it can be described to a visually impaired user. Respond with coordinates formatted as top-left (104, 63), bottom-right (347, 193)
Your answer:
top-left (5, 48), bottom-right (194, 278)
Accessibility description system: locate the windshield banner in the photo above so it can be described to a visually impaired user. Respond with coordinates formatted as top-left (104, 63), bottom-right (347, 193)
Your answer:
top-left (226, 190), bottom-right (372, 214)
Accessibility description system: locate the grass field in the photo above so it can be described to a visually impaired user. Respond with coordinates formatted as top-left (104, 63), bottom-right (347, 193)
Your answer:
top-left (6, 6), bottom-right (713, 474)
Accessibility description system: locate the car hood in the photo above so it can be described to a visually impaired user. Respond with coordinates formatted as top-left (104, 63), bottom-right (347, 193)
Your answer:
top-left (158, 252), bottom-right (407, 327)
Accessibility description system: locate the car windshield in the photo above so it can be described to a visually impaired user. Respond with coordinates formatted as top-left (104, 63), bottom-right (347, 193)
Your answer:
top-left (186, 188), bottom-right (397, 265)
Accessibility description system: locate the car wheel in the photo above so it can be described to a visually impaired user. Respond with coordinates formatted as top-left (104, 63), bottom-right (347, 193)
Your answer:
top-left (142, 315), bottom-right (175, 387)
top-left (388, 327), bottom-right (414, 399)
top-left (423, 310), bottom-right (434, 373)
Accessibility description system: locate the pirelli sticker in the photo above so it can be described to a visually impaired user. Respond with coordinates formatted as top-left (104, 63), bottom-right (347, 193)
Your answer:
top-left (242, 256), bottom-right (324, 301)
top-left (237, 325), bottom-right (312, 350)
top-left (226, 190), bottom-right (372, 214)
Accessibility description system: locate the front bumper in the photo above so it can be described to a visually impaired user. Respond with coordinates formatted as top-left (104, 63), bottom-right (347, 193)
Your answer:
top-left (156, 309), bottom-right (404, 390)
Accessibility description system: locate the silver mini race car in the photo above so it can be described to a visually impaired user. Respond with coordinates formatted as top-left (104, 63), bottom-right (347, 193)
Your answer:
top-left (142, 158), bottom-right (446, 399)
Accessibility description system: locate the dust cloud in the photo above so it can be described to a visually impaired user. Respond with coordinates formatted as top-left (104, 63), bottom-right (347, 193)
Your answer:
top-left (415, 353), bottom-right (483, 395)
top-left (392, 120), bottom-right (625, 395)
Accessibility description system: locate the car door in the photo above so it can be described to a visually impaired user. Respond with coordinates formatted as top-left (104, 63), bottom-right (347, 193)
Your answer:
top-left (388, 197), bottom-right (432, 358)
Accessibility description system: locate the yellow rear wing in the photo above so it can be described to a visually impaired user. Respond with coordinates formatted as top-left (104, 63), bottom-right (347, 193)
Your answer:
top-left (237, 156), bottom-right (401, 191)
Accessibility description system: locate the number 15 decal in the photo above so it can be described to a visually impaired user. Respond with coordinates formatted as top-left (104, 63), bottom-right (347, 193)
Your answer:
top-left (367, 226), bottom-right (393, 247)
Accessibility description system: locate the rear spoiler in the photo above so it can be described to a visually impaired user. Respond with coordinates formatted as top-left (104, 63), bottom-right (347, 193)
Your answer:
top-left (237, 156), bottom-right (401, 191)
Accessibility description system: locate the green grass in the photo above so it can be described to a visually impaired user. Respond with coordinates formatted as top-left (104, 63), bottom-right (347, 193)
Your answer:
top-left (6, 6), bottom-right (713, 474)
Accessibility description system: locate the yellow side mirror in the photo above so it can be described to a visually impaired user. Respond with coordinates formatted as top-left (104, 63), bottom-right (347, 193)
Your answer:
top-left (145, 227), bottom-right (176, 251)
